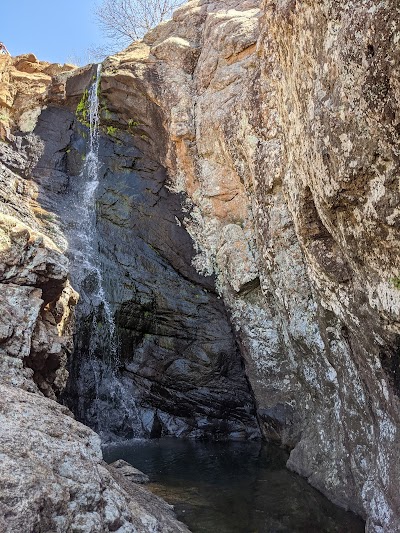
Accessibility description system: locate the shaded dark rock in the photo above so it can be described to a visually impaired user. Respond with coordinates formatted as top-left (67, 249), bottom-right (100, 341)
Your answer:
top-left (258, 403), bottom-right (299, 448)
top-left (32, 104), bottom-right (260, 442)
top-left (65, 64), bottom-right (98, 98)
top-left (33, 106), bottom-right (74, 197)
top-left (0, 134), bottom-right (44, 178)
top-left (378, 339), bottom-right (400, 398)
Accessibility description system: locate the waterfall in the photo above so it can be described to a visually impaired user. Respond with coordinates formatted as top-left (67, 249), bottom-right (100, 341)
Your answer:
top-left (64, 64), bottom-right (143, 440)
top-left (76, 64), bottom-right (117, 364)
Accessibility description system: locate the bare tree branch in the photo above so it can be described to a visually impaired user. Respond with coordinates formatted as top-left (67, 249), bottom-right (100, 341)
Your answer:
top-left (94, 0), bottom-right (184, 50)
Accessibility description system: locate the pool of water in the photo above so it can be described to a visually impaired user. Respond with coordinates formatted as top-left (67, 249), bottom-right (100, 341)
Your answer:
top-left (103, 438), bottom-right (364, 533)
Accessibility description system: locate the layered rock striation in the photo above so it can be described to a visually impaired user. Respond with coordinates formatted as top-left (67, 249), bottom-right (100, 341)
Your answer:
top-left (23, 72), bottom-right (260, 440)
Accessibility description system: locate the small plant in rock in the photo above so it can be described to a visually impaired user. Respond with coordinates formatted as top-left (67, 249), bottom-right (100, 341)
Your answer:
top-left (392, 277), bottom-right (400, 290)
top-left (106, 125), bottom-right (118, 136)
top-left (128, 119), bottom-right (141, 130)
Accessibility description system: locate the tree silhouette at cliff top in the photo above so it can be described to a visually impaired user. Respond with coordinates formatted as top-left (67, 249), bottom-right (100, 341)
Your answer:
top-left (92, 0), bottom-right (183, 58)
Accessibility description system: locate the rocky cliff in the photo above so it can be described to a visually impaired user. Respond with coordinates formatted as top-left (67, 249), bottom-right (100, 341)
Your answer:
top-left (98, 0), bottom-right (400, 530)
top-left (0, 0), bottom-right (399, 531)
top-left (0, 55), bottom-right (190, 532)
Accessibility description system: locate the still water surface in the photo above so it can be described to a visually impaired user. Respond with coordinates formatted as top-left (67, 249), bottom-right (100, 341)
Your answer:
top-left (103, 438), bottom-right (364, 533)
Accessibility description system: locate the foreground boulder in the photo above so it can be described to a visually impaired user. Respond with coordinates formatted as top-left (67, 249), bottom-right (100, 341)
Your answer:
top-left (0, 384), bottom-right (189, 532)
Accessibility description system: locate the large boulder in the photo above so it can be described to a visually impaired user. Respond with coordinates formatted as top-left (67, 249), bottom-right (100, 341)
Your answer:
top-left (0, 383), bottom-right (189, 533)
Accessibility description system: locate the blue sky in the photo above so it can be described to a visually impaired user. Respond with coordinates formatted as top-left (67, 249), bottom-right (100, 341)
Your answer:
top-left (1, 0), bottom-right (107, 65)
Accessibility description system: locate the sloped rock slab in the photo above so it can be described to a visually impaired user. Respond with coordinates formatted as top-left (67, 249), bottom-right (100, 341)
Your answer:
top-left (110, 459), bottom-right (150, 484)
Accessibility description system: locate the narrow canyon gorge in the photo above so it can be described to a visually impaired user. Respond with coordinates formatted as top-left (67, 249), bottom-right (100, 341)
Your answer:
top-left (0, 0), bottom-right (399, 531)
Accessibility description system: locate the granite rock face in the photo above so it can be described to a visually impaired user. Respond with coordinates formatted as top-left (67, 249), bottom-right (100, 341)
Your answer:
top-left (0, 135), bottom-right (77, 399)
top-left (100, 0), bottom-right (400, 529)
top-left (0, 53), bottom-right (75, 139)
top-left (0, 383), bottom-right (189, 533)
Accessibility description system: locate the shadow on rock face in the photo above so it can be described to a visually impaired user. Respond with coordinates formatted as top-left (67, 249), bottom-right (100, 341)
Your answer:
top-left (33, 105), bottom-right (260, 442)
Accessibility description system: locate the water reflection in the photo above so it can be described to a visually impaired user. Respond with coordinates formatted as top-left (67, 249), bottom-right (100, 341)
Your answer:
top-left (103, 439), bottom-right (364, 533)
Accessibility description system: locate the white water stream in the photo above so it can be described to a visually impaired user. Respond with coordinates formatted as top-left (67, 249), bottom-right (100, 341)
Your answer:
top-left (77, 64), bottom-right (118, 363)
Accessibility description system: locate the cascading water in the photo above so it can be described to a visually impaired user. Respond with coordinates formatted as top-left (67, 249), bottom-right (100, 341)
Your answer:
top-left (64, 64), bottom-right (142, 439)
top-left (76, 64), bottom-right (117, 363)
top-left (59, 63), bottom-right (262, 444)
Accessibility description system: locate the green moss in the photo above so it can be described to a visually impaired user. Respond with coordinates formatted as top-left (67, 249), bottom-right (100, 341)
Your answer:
top-left (106, 125), bottom-right (118, 136)
top-left (392, 277), bottom-right (400, 290)
top-left (128, 119), bottom-right (141, 130)
top-left (76, 89), bottom-right (90, 127)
